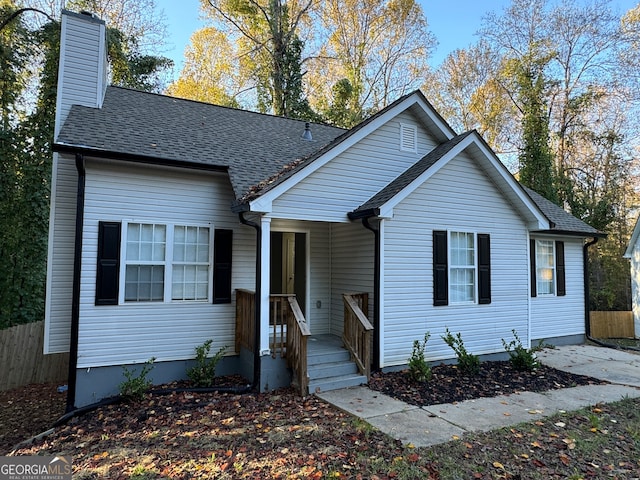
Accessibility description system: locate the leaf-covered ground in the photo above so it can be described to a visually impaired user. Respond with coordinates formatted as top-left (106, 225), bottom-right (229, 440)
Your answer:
top-left (3, 360), bottom-right (640, 479)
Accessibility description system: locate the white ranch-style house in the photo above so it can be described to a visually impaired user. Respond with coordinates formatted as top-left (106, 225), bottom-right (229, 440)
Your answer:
top-left (46, 10), bottom-right (604, 409)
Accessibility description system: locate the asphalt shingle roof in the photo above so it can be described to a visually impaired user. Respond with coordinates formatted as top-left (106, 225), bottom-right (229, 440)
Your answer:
top-left (523, 186), bottom-right (605, 237)
top-left (56, 86), bottom-right (346, 199)
top-left (56, 86), bottom-right (602, 237)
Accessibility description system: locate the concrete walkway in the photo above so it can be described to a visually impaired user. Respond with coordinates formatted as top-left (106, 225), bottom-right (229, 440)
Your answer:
top-left (316, 344), bottom-right (640, 447)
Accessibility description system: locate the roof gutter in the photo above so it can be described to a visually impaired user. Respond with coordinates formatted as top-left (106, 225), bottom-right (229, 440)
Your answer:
top-left (66, 153), bottom-right (85, 413)
top-left (361, 216), bottom-right (381, 371)
top-left (53, 142), bottom-right (229, 174)
top-left (239, 212), bottom-right (262, 391)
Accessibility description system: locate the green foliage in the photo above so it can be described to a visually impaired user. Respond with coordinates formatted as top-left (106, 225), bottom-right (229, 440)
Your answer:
top-left (442, 328), bottom-right (480, 376)
top-left (106, 27), bottom-right (173, 92)
top-left (119, 357), bottom-right (155, 400)
top-left (0, 15), bottom-right (57, 329)
top-left (407, 332), bottom-right (431, 382)
top-left (501, 329), bottom-right (541, 372)
top-left (0, 8), bottom-right (172, 329)
top-left (187, 340), bottom-right (227, 387)
top-left (510, 52), bottom-right (558, 204)
top-left (320, 78), bottom-right (366, 128)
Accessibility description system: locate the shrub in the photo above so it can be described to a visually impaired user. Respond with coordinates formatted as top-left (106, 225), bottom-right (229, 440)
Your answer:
top-left (187, 340), bottom-right (227, 387)
top-left (502, 329), bottom-right (542, 372)
top-left (408, 332), bottom-right (432, 382)
top-left (442, 328), bottom-right (480, 375)
top-left (119, 357), bottom-right (155, 400)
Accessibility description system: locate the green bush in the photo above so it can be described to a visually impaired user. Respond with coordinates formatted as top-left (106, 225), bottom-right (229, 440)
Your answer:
top-left (408, 332), bottom-right (432, 382)
top-left (442, 328), bottom-right (480, 376)
top-left (119, 357), bottom-right (155, 400)
top-left (187, 340), bottom-right (227, 387)
top-left (502, 329), bottom-right (542, 372)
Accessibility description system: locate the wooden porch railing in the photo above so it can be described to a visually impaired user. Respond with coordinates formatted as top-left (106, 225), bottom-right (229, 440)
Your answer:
top-left (235, 289), bottom-right (256, 352)
top-left (285, 296), bottom-right (311, 394)
top-left (235, 290), bottom-right (310, 394)
top-left (269, 294), bottom-right (310, 393)
top-left (342, 293), bottom-right (373, 379)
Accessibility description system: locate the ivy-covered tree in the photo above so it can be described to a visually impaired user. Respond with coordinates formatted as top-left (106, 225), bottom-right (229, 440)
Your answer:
top-left (511, 52), bottom-right (558, 203)
top-left (0, 3), bottom-right (172, 329)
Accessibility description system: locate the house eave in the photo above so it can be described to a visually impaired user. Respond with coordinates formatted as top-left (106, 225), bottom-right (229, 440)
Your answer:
top-left (531, 229), bottom-right (607, 239)
top-left (53, 142), bottom-right (229, 174)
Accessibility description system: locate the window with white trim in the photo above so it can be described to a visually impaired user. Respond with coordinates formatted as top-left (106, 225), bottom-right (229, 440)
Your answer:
top-left (121, 222), bottom-right (212, 303)
top-left (449, 231), bottom-right (476, 303)
top-left (535, 239), bottom-right (555, 295)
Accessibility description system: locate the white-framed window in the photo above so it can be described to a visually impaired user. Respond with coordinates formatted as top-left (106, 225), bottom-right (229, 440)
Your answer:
top-left (399, 123), bottom-right (417, 153)
top-left (535, 239), bottom-right (555, 295)
top-left (449, 231), bottom-right (476, 303)
top-left (121, 221), bottom-right (212, 303)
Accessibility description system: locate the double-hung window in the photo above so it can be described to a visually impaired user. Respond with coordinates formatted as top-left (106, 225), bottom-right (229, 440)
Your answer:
top-left (433, 230), bottom-right (491, 306)
top-left (124, 223), bottom-right (167, 302)
top-left (449, 232), bottom-right (476, 303)
top-left (172, 226), bottom-right (210, 301)
top-left (535, 240), bottom-right (555, 295)
top-left (96, 220), bottom-right (232, 305)
top-left (530, 238), bottom-right (566, 297)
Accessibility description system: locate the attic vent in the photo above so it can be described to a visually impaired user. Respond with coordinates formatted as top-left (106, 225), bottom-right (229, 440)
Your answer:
top-left (399, 123), bottom-right (417, 153)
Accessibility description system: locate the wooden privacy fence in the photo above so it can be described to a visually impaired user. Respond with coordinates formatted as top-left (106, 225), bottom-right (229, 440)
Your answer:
top-left (0, 321), bottom-right (68, 391)
top-left (590, 311), bottom-right (635, 339)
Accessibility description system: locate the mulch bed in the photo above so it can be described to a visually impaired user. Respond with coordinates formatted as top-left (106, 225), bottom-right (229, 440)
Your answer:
top-left (368, 361), bottom-right (609, 407)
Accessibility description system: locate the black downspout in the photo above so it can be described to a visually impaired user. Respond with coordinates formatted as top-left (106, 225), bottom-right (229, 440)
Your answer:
top-left (362, 217), bottom-right (381, 371)
top-left (239, 212), bottom-right (262, 391)
top-left (583, 237), bottom-right (598, 339)
top-left (66, 153), bottom-right (85, 413)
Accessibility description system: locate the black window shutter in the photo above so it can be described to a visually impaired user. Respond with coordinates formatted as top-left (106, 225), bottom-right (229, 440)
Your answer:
top-left (96, 221), bottom-right (121, 305)
top-left (433, 230), bottom-right (448, 306)
top-left (213, 229), bottom-right (233, 304)
top-left (555, 241), bottom-right (566, 296)
top-left (477, 233), bottom-right (491, 304)
top-left (530, 239), bottom-right (537, 297)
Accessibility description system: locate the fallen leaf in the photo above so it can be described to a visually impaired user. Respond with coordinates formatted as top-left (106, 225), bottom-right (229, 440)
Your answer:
top-left (493, 461), bottom-right (505, 470)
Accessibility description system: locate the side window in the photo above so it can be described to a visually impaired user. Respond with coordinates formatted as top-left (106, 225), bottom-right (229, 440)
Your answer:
top-left (530, 239), bottom-right (566, 297)
top-left (535, 240), bottom-right (555, 295)
top-left (449, 231), bottom-right (476, 303)
top-left (433, 230), bottom-right (491, 306)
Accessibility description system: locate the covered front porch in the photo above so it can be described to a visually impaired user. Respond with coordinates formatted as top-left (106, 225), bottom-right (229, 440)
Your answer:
top-left (235, 290), bottom-right (373, 394)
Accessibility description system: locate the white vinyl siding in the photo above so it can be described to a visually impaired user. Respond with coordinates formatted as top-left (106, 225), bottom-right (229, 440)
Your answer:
top-left (271, 111), bottom-right (438, 222)
top-left (530, 239), bottom-right (585, 340)
top-left (330, 223), bottom-right (375, 336)
top-left (55, 12), bottom-right (107, 137)
top-left (628, 238), bottom-right (640, 337)
top-left (77, 160), bottom-right (255, 368)
top-left (44, 153), bottom-right (78, 353)
top-left (381, 152), bottom-right (530, 366)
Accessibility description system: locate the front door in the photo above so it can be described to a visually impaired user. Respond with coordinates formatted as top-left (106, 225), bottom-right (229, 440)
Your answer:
top-left (270, 232), bottom-right (307, 317)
